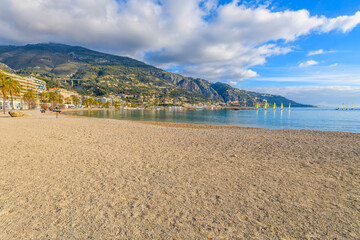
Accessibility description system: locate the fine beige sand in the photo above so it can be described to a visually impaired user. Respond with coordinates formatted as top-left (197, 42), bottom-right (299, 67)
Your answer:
top-left (0, 110), bottom-right (359, 239)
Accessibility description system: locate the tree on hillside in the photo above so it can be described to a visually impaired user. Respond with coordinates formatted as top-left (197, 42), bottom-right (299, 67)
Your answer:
top-left (0, 72), bottom-right (11, 114)
top-left (23, 89), bottom-right (37, 109)
top-left (7, 79), bottom-right (22, 109)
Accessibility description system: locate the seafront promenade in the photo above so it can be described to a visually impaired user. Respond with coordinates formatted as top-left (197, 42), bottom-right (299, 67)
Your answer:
top-left (0, 110), bottom-right (359, 239)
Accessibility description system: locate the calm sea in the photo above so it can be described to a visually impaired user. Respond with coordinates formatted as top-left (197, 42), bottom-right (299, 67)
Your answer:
top-left (65, 108), bottom-right (360, 133)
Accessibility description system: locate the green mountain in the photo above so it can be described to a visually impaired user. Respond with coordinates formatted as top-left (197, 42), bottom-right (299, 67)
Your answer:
top-left (0, 43), bottom-right (313, 107)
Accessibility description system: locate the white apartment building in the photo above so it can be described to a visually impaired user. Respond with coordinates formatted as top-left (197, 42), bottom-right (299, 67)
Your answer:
top-left (0, 71), bottom-right (46, 110)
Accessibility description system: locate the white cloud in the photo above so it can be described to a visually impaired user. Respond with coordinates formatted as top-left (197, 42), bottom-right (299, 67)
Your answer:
top-left (299, 60), bottom-right (318, 68)
top-left (307, 49), bottom-right (335, 56)
top-left (0, 1), bottom-right (359, 82)
top-left (228, 81), bottom-right (238, 86)
top-left (328, 63), bottom-right (339, 68)
top-left (307, 49), bottom-right (324, 56)
top-left (321, 11), bottom-right (360, 33)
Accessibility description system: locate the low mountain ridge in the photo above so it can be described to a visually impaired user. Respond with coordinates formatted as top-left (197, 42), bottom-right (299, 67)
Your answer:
top-left (0, 43), bottom-right (313, 107)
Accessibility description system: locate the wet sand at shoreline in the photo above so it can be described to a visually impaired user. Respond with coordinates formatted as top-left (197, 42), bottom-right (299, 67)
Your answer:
top-left (0, 110), bottom-right (359, 239)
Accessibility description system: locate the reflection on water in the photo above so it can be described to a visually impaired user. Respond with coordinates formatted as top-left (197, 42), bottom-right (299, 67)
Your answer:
top-left (65, 108), bottom-right (360, 133)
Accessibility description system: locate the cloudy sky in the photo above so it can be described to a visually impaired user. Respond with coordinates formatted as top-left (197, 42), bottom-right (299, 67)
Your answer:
top-left (1, 0), bottom-right (360, 106)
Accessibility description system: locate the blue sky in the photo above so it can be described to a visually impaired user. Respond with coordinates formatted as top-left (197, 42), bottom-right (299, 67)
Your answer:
top-left (0, 0), bottom-right (359, 106)
top-left (228, 0), bottom-right (360, 106)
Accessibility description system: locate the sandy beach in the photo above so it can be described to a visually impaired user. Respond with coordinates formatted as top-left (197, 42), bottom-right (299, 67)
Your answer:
top-left (0, 110), bottom-right (359, 239)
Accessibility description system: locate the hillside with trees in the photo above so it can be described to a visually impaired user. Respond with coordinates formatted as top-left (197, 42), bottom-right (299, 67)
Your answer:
top-left (0, 43), bottom-right (313, 107)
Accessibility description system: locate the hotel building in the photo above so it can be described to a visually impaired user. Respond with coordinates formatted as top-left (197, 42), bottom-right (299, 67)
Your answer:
top-left (0, 71), bottom-right (46, 110)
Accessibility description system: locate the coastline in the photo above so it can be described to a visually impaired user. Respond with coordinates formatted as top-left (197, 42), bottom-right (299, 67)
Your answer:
top-left (0, 110), bottom-right (359, 239)
top-left (63, 109), bottom-right (260, 130)
top-left (62, 108), bottom-right (359, 134)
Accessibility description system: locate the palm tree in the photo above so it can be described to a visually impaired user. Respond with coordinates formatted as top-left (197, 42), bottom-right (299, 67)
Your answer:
top-left (113, 101), bottom-right (120, 109)
top-left (70, 95), bottom-right (80, 106)
top-left (23, 89), bottom-right (36, 109)
top-left (48, 91), bottom-right (63, 107)
top-left (96, 99), bottom-right (102, 108)
top-left (83, 98), bottom-right (92, 108)
top-left (0, 72), bottom-right (11, 114)
top-left (64, 97), bottom-right (71, 104)
top-left (38, 92), bottom-right (49, 103)
top-left (38, 92), bottom-right (49, 111)
top-left (57, 93), bottom-right (64, 105)
top-left (7, 79), bottom-right (22, 109)
top-left (47, 91), bottom-right (57, 107)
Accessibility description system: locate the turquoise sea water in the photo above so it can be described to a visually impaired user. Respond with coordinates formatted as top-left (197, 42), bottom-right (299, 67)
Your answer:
top-left (65, 108), bottom-right (360, 133)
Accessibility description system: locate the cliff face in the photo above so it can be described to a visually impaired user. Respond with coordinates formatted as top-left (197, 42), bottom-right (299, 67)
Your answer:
top-left (176, 79), bottom-right (222, 101)
top-left (0, 43), bottom-right (313, 107)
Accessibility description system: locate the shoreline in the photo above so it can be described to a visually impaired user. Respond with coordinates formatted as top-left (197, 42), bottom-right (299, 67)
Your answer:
top-left (2, 108), bottom-right (359, 134)
top-left (61, 108), bottom-right (360, 134)
top-left (62, 110), bottom-right (260, 130)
